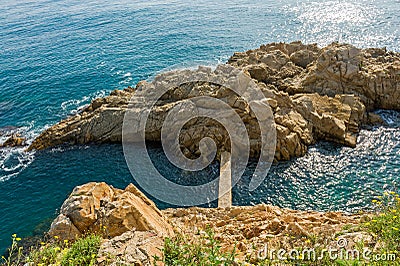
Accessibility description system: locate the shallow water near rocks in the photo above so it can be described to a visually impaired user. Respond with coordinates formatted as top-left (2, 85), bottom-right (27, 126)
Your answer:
top-left (0, 0), bottom-right (400, 252)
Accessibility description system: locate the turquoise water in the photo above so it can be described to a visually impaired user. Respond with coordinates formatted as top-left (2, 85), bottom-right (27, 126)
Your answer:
top-left (0, 0), bottom-right (399, 251)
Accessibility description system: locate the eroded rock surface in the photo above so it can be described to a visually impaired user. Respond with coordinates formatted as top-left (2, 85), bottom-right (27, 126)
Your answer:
top-left (48, 182), bottom-right (174, 240)
top-left (164, 205), bottom-right (373, 261)
top-left (0, 133), bottom-right (26, 147)
top-left (49, 182), bottom-right (373, 265)
top-left (97, 230), bottom-right (164, 266)
top-left (28, 42), bottom-right (400, 161)
top-left (229, 41), bottom-right (400, 110)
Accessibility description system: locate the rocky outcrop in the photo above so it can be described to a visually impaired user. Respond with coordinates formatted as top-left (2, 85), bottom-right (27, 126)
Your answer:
top-left (28, 42), bottom-right (399, 161)
top-left (271, 92), bottom-right (365, 160)
top-left (0, 133), bottom-right (26, 148)
top-left (164, 205), bottom-right (373, 260)
top-left (97, 230), bottom-right (164, 266)
top-left (48, 182), bottom-right (174, 240)
top-left (229, 41), bottom-right (400, 110)
top-left (48, 182), bottom-right (373, 265)
top-left (27, 88), bottom-right (135, 151)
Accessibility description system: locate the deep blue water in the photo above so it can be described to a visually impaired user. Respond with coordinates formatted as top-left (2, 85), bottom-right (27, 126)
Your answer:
top-left (0, 0), bottom-right (399, 252)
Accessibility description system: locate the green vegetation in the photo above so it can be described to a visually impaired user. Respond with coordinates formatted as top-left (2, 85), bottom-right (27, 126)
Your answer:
top-left (2, 192), bottom-right (400, 266)
top-left (153, 227), bottom-right (236, 266)
top-left (2, 234), bottom-right (101, 266)
top-left (60, 234), bottom-right (101, 266)
top-left (1, 234), bottom-right (23, 266)
top-left (363, 191), bottom-right (400, 254)
top-left (155, 192), bottom-right (400, 266)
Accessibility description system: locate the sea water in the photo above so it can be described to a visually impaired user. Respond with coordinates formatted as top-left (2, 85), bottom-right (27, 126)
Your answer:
top-left (0, 0), bottom-right (399, 251)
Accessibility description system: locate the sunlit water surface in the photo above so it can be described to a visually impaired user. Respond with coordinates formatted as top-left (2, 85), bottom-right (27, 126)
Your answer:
top-left (0, 0), bottom-right (399, 251)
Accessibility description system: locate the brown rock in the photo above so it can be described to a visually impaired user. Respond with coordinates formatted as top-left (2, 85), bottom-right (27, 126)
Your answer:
top-left (290, 49), bottom-right (318, 68)
top-left (28, 42), bottom-right (398, 162)
top-left (1, 133), bottom-right (26, 147)
top-left (97, 230), bottom-right (163, 266)
top-left (48, 214), bottom-right (81, 240)
top-left (49, 182), bottom-right (174, 240)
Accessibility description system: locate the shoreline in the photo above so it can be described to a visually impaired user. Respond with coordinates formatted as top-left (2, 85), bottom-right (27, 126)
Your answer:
top-left (2, 41), bottom-right (400, 264)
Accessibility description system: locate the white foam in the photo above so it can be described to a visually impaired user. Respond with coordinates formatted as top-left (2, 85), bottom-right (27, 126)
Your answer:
top-left (0, 121), bottom-right (41, 183)
top-left (0, 172), bottom-right (18, 182)
top-left (376, 110), bottom-right (400, 126)
top-left (60, 90), bottom-right (108, 115)
top-left (0, 147), bottom-right (35, 183)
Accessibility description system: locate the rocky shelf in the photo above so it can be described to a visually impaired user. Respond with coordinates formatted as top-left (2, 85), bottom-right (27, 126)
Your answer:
top-left (26, 42), bottom-right (399, 161)
top-left (48, 182), bottom-right (374, 265)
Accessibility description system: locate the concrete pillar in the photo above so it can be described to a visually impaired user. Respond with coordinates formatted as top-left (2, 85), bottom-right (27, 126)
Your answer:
top-left (218, 151), bottom-right (232, 208)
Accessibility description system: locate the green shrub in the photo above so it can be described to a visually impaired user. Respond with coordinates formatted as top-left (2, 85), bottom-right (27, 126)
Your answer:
top-left (26, 244), bottom-right (63, 265)
top-left (1, 234), bottom-right (23, 266)
top-left (364, 191), bottom-right (400, 252)
top-left (154, 227), bottom-right (236, 266)
top-left (60, 234), bottom-right (101, 266)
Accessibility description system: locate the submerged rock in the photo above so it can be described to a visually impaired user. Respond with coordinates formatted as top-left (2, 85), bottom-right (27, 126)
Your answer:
top-left (28, 42), bottom-right (399, 161)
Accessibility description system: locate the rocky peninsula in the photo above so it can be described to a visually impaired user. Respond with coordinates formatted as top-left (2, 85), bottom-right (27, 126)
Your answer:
top-left (11, 42), bottom-right (399, 265)
top-left (27, 42), bottom-right (399, 161)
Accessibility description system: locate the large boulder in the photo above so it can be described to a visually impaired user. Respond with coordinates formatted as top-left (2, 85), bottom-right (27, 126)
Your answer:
top-left (48, 182), bottom-right (174, 240)
top-left (28, 42), bottom-right (398, 161)
top-left (229, 41), bottom-right (400, 111)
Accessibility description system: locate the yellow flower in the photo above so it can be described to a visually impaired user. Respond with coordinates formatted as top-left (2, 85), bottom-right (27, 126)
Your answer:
top-left (54, 236), bottom-right (59, 239)
top-left (372, 199), bottom-right (378, 203)
top-left (393, 216), bottom-right (398, 219)
top-left (305, 239), bottom-right (311, 243)
top-left (365, 222), bottom-right (371, 226)
top-left (392, 227), bottom-right (399, 231)
top-left (64, 239), bottom-right (69, 244)
top-left (389, 191), bottom-right (396, 195)
top-left (16, 237), bottom-right (21, 241)
top-left (377, 196), bottom-right (382, 199)
top-left (384, 192), bottom-right (389, 196)
top-left (12, 234), bottom-right (17, 238)
top-left (40, 242), bottom-right (45, 245)
top-left (372, 220), bottom-right (377, 222)
top-left (391, 209), bottom-right (397, 213)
